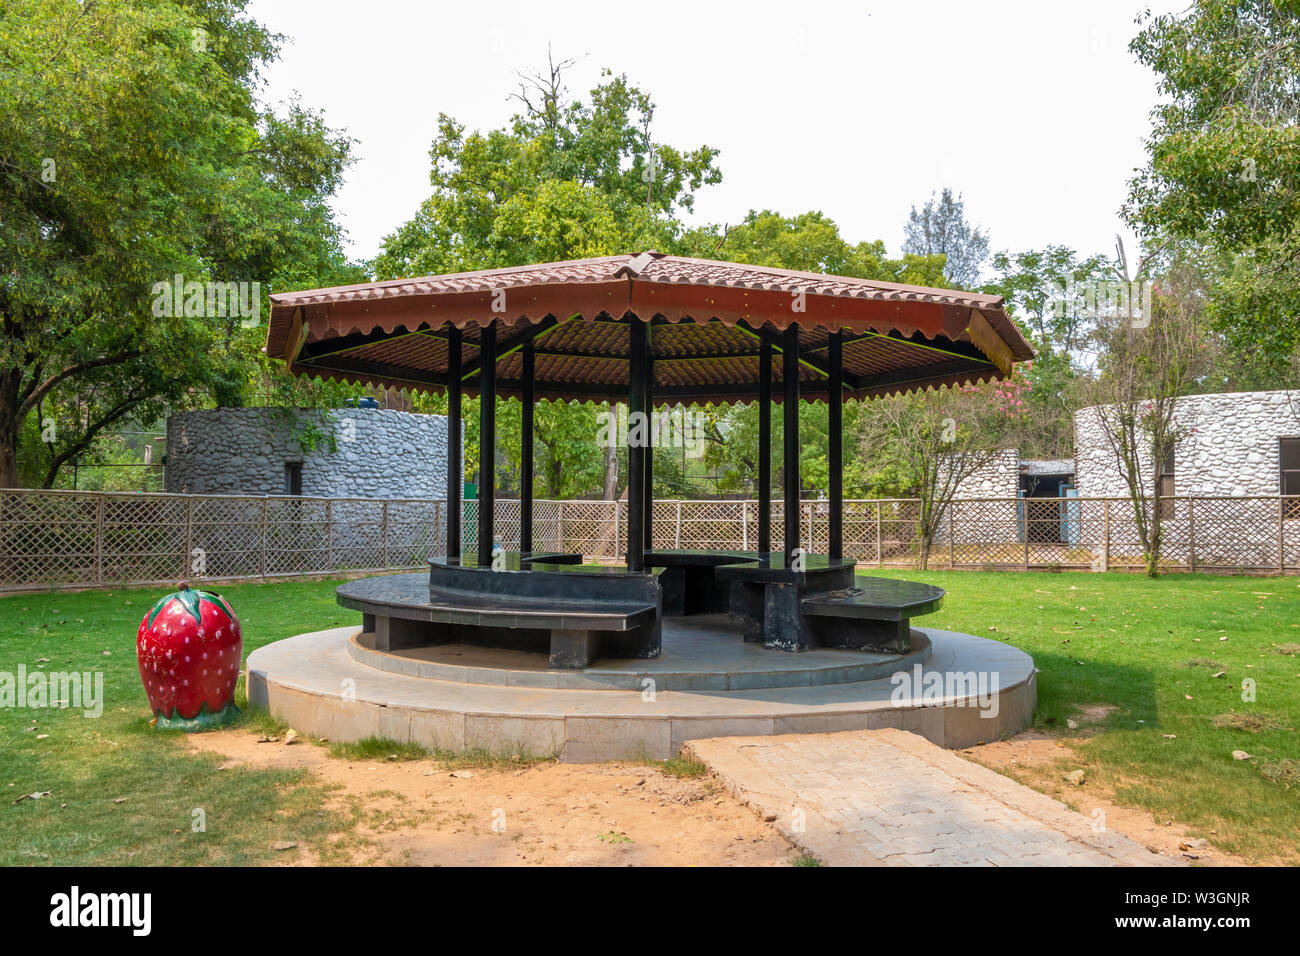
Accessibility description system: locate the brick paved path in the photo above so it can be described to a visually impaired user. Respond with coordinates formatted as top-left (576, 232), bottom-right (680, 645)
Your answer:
top-left (685, 729), bottom-right (1180, 867)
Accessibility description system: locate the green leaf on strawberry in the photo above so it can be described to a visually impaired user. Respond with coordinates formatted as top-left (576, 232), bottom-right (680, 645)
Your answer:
top-left (176, 586), bottom-right (202, 624)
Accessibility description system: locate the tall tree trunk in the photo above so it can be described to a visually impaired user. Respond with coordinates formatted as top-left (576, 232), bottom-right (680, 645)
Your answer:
top-left (602, 402), bottom-right (619, 500)
top-left (0, 373), bottom-right (21, 488)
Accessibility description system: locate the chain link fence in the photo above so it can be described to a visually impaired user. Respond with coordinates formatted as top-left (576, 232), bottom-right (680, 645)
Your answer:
top-left (2, 488), bottom-right (1298, 592)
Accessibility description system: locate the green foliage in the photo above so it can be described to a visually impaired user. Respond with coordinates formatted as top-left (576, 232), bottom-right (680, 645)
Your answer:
top-left (714, 210), bottom-right (948, 286)
top-left (1126, 1), bottom-right (1300, 383)
top-left (984, 246), bottom-right (1115, 356)
top-left (0, 0), bottom-right (358, 487)
top-left (373, 65), bottom-right (721, 279)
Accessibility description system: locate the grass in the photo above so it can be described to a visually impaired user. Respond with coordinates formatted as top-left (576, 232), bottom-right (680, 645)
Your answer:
top-left (327, 735), bottom-right (554, 770)
top-left (0, 578), bottom-right (351, 865)
top-left (4, 570), bottom-right (1299, 864)
top-left (659, 756), bottom-right (709, 779)
top-left (861, 568), bottom-right (1300, 863)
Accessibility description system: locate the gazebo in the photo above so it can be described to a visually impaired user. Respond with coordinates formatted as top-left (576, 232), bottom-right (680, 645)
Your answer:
top-left (265, 252), bottom-right (1032, 668)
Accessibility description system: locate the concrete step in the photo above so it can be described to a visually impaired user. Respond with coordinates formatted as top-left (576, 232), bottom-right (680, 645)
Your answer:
top-left (248, 626), bottom-right (1036, 762)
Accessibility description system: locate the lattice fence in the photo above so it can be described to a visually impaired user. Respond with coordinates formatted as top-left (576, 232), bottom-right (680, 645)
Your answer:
top-left (2, 489), bottom-right (1297, 591)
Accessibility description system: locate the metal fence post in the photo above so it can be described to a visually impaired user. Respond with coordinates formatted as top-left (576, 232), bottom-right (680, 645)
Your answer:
top-left (875, 501), bottom-right (882, 566)
top-left (949, 500), bottom-right (956, 568)
top-left (1102, 499), bottom-right (1111, 572)
top-left (611, 499), bottom-right (619, 559)
top-left (325, 498), bottom-right (333, 572)
top-left (1187, 497), bottom-right (1196, 572)
top-left (381, 500), bottom-right (390, 569)
top-left (1280, 498), bottom-right (1286, 573)
top-left (558, 500), bottom-right (566, 553)
top-left (1024, 502), bottom-right (1031, 570)
top-left (182, 496), bottom-right (192, 581)
top-left (95, 494), bottom-right (105, 586)
top-left (675, 500), bottom-right (683, 548)
top-left (259, 498), bottom-right (268, 577)
top-left (741, 500), bottom-right (749, 551)
top-left (440, 499), bottom-right (447, 557)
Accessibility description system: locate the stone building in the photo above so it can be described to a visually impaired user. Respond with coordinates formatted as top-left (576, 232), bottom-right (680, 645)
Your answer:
top-left (1074, 389), bottom-right (1300, 499)
top-left (946, 449), bottom-right (1076, 544)
top-left (165, 407), bottom-right (454, 498)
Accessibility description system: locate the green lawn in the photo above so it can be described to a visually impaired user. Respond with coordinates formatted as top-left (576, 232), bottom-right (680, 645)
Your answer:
top-left (0, 578), bottom-right (352, 865)
top-left (861, 568), bottom-right (1300, 863)
top-left (1, 570), bottom-right (1297, 865)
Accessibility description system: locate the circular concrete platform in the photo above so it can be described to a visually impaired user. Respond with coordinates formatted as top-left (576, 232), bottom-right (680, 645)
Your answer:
top-left (247, 622), bottom-right (1037, 762)
top-left (347, 614), bottom-right (932, 691)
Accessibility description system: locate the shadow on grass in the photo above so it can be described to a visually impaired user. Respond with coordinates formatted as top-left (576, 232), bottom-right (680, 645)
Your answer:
top-left (1024, 649), bottom-right (1160, 733)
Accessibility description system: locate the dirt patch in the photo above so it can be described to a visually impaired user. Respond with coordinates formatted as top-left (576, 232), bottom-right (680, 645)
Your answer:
top-left (187, 730), bottom-right (794, 866)
top-left (958, 732), bottom-right (1251, 866)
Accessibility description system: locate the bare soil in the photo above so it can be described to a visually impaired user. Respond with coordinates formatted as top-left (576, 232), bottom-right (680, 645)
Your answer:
top-left (188, 717), bottom-right (1262, 866)
top-left (187, 730), bottom-right (796, 866)
top-left (957, 707), bottom-right (1254, 867)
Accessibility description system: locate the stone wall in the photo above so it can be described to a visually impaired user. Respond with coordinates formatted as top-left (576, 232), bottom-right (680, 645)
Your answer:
top-left (165, 407), bottom-right (454, 498)
top-left (952, 448), bottom-right (1020, 499)
top-left (1074, 390), bottom-right (1300, 498)
top-left (1073, 390), bottom-right (1300, 564)
top-left (940, 449), bottom-right (1021, 544)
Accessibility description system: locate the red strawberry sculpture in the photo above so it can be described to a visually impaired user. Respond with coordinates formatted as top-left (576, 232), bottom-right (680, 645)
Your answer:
top-left (136, 584), bottom-right (243, 729)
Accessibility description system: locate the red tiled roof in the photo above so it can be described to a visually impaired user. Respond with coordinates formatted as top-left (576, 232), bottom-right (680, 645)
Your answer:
top-left (265, 252), bottom-right (1032, 403)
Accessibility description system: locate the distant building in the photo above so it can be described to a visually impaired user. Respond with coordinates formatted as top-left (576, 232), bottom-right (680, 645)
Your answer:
top-left (949, 449), bottom-right (1077, 545)
top-left (952, 449), bottom-right (1075, 499)
top-left (165, 407), bottom-right (454, 498)
top-left (1074, 389), bottom-right (1300, 500)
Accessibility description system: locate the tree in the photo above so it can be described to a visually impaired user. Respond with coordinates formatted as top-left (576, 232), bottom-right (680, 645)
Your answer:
top-left (712, 210), bottom-right (948, 286)
top-left (984, 246), bottom-right (1115, 357)
top-left (982, 246), bottom-right (1114, 457)
top-left (376, 59), bottom-right (725, 500)
top-left (700, 210), bottom-right (948, 493)
top-left (1126, 0), bottom-right (1300, 383)
top-left (0, 0), bottom-right (355, 487)
top-left (373, 64), bottom-right (721, 279)
top-left (855, 375), bottom-right (1029, 570)
top-left (1081, 265), bottom-right (1217, 577)
top-left (902, 188), bottom-right (990, 288)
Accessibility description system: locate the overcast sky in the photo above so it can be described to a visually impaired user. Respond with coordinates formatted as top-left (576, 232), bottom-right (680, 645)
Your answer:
top-left (246, 0), bottom-right (1186, 276)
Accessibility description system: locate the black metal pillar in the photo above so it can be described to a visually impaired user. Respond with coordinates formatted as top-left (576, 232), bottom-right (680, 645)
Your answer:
top-left (477, 322), bottom-right (496, 567)
top-left (828, 330), bottom-right (843, 559)
top-left (758, 337), bottom-right (772, 554)
top-left (520, 341), bottom-right (535, 554)
top-left (626, 319), bottom-right (648, 572)
top-left (643, 346), bottom-right (654, 551)
top-left (446, 326), bottom-right (462, 560)
top-left (782, 325), bottom-right (801, 563)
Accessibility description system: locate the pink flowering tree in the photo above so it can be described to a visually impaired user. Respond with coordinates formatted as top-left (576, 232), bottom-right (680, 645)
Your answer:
top-left (857, 369), bottom-right (1031, 570)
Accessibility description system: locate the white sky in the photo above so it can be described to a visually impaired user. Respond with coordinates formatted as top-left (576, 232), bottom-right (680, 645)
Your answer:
top-left (246, 0), bottom-right (1186, 275)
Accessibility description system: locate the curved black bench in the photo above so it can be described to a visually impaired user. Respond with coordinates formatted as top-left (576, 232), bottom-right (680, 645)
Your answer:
top-left (801, 579), bottom-right (945, 654)
top-left (337, 555), bottom-right (661, 668)
top-left (335, 550), bottom-right (945, 668)
top-left (646, 549), bottom-right (758, 615)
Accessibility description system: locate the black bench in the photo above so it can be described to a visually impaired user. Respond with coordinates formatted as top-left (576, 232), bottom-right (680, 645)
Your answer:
top-left (646, 549), bottom-right (758, 615)
top-left (715, 554), bottom-right (858, 651)
top-left (801, 579), bottom-right (944, 653)
top-left (336, 557), bottom-right (662, 668)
